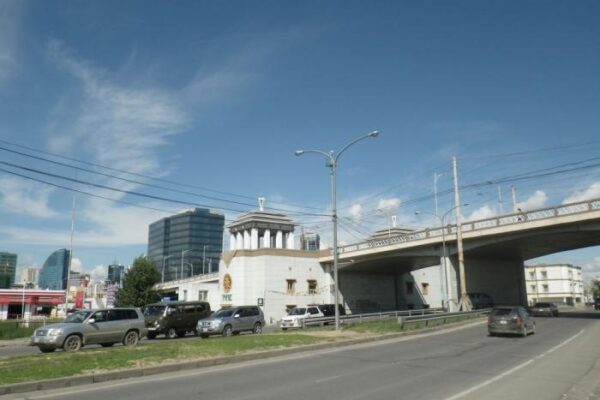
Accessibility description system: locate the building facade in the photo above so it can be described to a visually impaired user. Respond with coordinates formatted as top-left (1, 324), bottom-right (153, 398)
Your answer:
top-left (525, 263), bottom-right (584, 306)
top-left (300, 232), bottom-right (320, 251)
top-left (19, 267), bottom-right (39, 288)
top-left (107, 263), bottom-right (125, 285)
top-left (38, 249), bottom-right (70, 290)
top-left (0, 252), bottom-right (17, 289)
top-left (148, 208), bottom-right (225, 282)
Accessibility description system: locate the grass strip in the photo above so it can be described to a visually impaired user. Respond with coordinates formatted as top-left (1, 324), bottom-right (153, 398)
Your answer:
top-left (0, 334), bottom-right (328, 385)
top-left (0, 320), bottom-right (62, 340)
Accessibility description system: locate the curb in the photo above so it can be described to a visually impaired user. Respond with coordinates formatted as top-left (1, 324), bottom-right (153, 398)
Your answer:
top-left (0, 339), bottom-right (29, 348)
top-left (0, 317), bottom-right (486, 396)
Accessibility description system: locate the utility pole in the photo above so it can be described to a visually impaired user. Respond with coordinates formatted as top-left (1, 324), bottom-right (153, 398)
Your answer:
top-left (64, 194), bottom-right (76, 316)
top-left (434, 173), bottom-right (443, 218)
top-left (453, 157), bottom-right (471, 311)
top-left (511, 185), bottom-right (518, 213)
top-left (497, 186), bottom-right (504, 214)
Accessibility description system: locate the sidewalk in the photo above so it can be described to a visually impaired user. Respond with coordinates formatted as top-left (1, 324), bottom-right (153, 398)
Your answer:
top-left (0, 338), bottom-right (29, 348)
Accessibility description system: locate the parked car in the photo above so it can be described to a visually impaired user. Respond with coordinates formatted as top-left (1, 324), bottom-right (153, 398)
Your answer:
top-left (144, 301), bottom-right (211, 339)
top-left (30, 308), bottom-right (146, 353)
top-left (488, 306), bottom-right (535, 337)
top-left (468, 292), bottom-right (494, 309)
top-left (280, 305), bottom-right (324, 330)
top-left (315, 304), bottom-right (346, 317)
top-left (196, 306), bottom-right (265, 337)
top-left (531, 302), bottom-right (559, 317)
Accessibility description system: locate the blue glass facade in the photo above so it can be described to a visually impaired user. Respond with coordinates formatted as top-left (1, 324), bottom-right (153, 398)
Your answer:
top-left (0, 252), bottom-right (17, 289)
top-left (38, 249), bottom-right (70, 290)
top-left (148, 208), bottom-right (224, 282)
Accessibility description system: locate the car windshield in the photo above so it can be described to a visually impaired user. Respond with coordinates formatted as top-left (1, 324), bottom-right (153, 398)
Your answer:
top-left (143, 305), bottom-right (166, 317)
top-left (289, 308), bottom-right (306, 315)
top-left (491, 308), bottom-right (513, 316)
top-left (64, 310), bottom-right (93, 323)
top-left (213, 309), bottom-right (234, 318)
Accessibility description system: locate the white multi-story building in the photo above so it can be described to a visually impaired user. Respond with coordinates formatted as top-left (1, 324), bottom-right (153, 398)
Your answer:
top-left (525, 263), bottom-right (584, 307)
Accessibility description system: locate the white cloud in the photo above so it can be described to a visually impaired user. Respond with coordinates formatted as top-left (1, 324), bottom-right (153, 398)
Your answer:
top-left (70, 257), bottom-right (82, 273)
top-left (563, 182), bottom-right (600, 204)
top-left (347, 204), bottom-right (363, 220)
top-left (0, 176), bottom-right (58, 218)
top-left (468, 205), bottom-right (496, 221)
top-left (377, 198), bottom-right (401, 213)
top-left (87, 264), bottom-right (108, 284)
top-left (517, 190), bottom-right (547, 211)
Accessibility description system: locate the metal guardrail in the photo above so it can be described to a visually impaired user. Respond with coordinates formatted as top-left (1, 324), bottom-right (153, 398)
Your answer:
top-left (337, 197), bottom-right (600, 254)
top-left (301, 308), bottom-right (489, 328)
top-left (301, 308), bottom-right (444, 328)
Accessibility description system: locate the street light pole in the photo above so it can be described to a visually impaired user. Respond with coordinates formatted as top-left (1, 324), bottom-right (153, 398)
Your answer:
top-left (295, 130), bottom-right (380, 331)
top-left (162, 255), bottom-right (173, 283)
top-left (415, 203), bottom-right (468, 311)
top-left (181, 249), bottom-right (191, 279)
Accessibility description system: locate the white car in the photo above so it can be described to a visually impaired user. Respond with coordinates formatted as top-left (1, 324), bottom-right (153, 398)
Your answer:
top-left (281, 306), bottom-right (324, 330)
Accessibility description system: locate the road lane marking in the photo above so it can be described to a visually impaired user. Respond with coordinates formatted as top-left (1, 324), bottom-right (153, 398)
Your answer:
top-left (444, 329), bottom-right (585, 400)
top-left (315, 375), bottom-right (341, 383)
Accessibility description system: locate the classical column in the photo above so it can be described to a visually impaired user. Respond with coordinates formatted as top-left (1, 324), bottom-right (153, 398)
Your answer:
top-left (263, 229), bottom-right (271, 248)
top-left (236, 232), bottom-right (243, 250)
top-left (230, 234), bottom-right (236, 250)
top-left (275, 231), bottom-right (283, 249)
top-left (251, 228), bottom-right (259, 250)
top-left (287, 232), bottom-right (295, 250)
top-left (243, 230), bottom-right (251, 249)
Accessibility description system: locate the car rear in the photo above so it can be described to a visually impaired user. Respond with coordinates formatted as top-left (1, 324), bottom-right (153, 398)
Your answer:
top-left (488, 307), bottom-right (525, 336)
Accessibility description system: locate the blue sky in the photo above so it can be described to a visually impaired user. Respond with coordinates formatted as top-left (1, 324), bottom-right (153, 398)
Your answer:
top-left (1, 1), bottom-right (600, 283)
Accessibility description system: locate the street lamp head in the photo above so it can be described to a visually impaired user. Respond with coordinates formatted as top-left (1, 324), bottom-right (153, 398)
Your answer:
top-left (368, 130), bottom-right (380, 138)
top-left (294, 150), bottom-right (304, 157)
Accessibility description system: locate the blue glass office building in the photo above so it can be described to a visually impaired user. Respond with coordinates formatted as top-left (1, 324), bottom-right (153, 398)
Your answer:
top-left (0, 252), bottom-right (17, 289)
top-left (38, 249), bottom-right (70, 290)
top-left (148, 208), bottom-right (224, 282)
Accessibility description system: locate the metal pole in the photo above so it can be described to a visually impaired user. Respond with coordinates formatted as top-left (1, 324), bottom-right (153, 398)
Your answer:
top-left (65, 194), bottom-right (76, 315)
top-left (331, 153), bottom-right (340, 331)
top-left (434, 173), bottom-right (442, 218)
top-left (497, 186), bottom-right (504, 214)
top-left (453, 157), bottom-right (470, 311)
top-left (203, 245), bottom-right (206, 275)
top-left (511, 185), bottom-right (518, 213)
top-left (441, 220), bottom-right (449, 311)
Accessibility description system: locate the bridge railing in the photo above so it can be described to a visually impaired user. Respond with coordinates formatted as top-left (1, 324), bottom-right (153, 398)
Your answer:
top-left (337, 197), bottom-right (600, 254)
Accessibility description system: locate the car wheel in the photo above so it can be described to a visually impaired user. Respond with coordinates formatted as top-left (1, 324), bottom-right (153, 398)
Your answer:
top-left (39, 347), bottom-right (55, 353)
top-left (100, 343), bottom-right (114, 348)
top-left (282, 328), bottom-right (288, 331)
top-left (166, 328), bottom-right (178, 339)
top-left (177, 331), bottom-right (186, 338)
top-left (63, 334), bottom-right (82, 352)
top-left (200, 334), bottom-right (209, 339)
top-left (253, 322), bottom-right (262, 334)
top-left (488, 331), bottom-right (495, 337)
top-left (222, 325), bottom-right (233, 337)
top-left (123, 330), bottom-right (139, 347)
top-left (147, 332), bottom-right (157, 340)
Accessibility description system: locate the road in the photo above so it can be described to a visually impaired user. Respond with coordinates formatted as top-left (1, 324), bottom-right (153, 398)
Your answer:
top-left (5, 311), bottom-right (600, 400)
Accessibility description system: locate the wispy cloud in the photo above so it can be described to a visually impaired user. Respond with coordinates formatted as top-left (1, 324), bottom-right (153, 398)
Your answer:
top-left (517, 190), bottom-right (547, 211)
top-left (468, 205), bottom-right (496, 221)
top-left (0, 176), bottom-right (58, 218)
top-left (563, 182), bottom-right (600, 204)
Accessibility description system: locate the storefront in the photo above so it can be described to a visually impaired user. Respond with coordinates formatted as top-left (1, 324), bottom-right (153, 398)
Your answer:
top-left (0, 289), bottom-right (64, 320)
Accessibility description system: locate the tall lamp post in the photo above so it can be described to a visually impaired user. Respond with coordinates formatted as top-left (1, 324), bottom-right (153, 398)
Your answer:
top-left (161, 255), bottom-right (173, 283)
top-left (295, 130), bottom-right (380, 331)
top-left (181, 249), bottom-right (191, 280)
top-left (415, 203), bottom-right (468, 311)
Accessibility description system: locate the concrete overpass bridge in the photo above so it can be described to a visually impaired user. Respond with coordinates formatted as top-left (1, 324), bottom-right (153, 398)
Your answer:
top-left (318, 197), bottom-right (600, 311)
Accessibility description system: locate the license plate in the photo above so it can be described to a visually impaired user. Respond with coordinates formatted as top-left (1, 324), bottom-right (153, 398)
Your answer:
top-left (500, 320), bottom-right (507, 325)
top-left (202, 328), bottom-right (208, 332)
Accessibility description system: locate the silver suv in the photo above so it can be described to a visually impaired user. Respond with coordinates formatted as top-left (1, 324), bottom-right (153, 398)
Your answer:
top-left (197, 306), bottom-right (265, 338)
top-left (30, 308), bottom-right (147, 353)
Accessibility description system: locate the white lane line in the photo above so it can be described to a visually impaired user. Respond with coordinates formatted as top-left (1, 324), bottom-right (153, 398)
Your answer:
top-left (315, 375), bottom-right (341, 383)
top-left (444, 329), bottom-right (585, 400)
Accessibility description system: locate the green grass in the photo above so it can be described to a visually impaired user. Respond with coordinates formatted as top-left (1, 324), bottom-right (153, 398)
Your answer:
top-left (0, 320), bottom-right (62, 340)
top-left (344, 314), bottom-right (484, 334)
top-left (0, 334), bottom-right (328, 385)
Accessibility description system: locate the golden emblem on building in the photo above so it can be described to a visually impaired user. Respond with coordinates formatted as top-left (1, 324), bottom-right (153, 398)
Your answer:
top-left (223, 273), bottom-right (232, 293)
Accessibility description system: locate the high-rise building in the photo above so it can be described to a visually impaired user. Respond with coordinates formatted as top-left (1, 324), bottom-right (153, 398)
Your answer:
top-left (19, 267), bottom-right (39, 288)
top-left (38, 249), bottom-right (70, 290)
top-left (0, 252), bottom-right (17, 289)
top-left (148, 208), bottom-right (225, 282)
top-left (107, 263), bottom-right (125, 285)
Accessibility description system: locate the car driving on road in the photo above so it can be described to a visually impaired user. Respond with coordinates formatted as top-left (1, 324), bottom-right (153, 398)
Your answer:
top-left (531, 302), bottom-right (559, 317)
top-left (30, 308), bottom-right (146, 353)
top-left (196, 306), bottom-right (264, 337)
top-left (488, 306), bottom-right (535, 337)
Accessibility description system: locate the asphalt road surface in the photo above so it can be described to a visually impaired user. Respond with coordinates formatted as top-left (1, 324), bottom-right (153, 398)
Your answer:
top-left (5, 313), bottom-right (600, 400)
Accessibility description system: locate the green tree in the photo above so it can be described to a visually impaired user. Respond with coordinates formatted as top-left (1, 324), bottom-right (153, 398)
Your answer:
top-left (115, 256), bottom-right (161, 307)
top-left (592, 280), bottom-right (600, 300)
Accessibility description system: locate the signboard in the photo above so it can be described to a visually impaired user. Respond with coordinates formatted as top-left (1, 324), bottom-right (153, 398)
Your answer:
top-left (105, 284), bottom-right (117, 308)
top-left (257, 298), bottom-right (264, 306)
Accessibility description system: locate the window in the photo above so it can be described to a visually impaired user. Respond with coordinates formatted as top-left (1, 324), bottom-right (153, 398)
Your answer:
top-left (405, 282), bottom-right (414, 295)
top-left (286, 279), bottom-right (296, 295)
top-left (307, 307), bottom-right (320, 315)
top-left (198, 290), bottom-right (208, 301)
top-left (531, 285), bottom-right (536, 291)
top-left (543, 284), bottom-right (549, 292)
top-left (307, 280), bottom-right (317, 295)
top-left (529, 272), bottom-right (535, 279)
top-left (541, 271), bottom-right (547, 279)
top-left (421, 283), bottom-right (429, 295)
top-left (184, 305), bottom-right (196, 314)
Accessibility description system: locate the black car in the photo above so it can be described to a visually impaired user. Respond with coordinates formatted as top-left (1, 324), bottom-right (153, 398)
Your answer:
top-left (313, 304), bottom-right (346, 317)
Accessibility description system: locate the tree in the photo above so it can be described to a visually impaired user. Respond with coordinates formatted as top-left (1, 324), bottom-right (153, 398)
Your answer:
top-left (592, 280), bottom-right (600, 300)
top-left (115, 256), bottom-right (161, 307)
